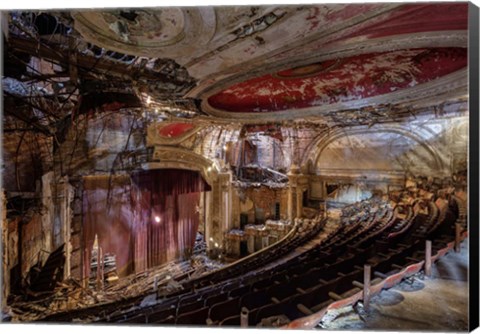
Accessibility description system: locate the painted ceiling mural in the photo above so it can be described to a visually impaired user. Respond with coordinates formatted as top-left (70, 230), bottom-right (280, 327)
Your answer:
top-left (207, 47), bottom-right (467, 113)
top-left (343, 3), bottom-right (468, 40)
top-left (4, 3), bottom-right (469, 123)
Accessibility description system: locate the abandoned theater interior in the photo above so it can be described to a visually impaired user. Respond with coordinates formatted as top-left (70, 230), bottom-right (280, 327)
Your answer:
top-left (1, 2), bottom-right (479, 330)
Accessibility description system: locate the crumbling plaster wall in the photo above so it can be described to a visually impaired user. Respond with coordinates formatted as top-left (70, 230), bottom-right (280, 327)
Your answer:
top-left (248, 186), bottom-right (288, 221)
top-left (0, 111), bottom-right (145, 286)
top-left (2, 131), bottom-right (52, 193)
top-left (54, 111), bottom-right (145, 280)
top-left (20, 212), bottom-right (45, 278)
top-left (310, 115), bottom-right (468, 176)
top-left (55, 112), bottom-right (145, 175)
top-left (1, 173), bottom-right (74, 285)
top-left (231, 186), bottom-right (288, 224)
top-left (193, 123), bottom-right (321, 172)
top-left (1, 130), bottom-right (55, 296)
top-left (2, 110), bottom-right (143, 289)
top-left (304, 114), bottom-right (468, 201)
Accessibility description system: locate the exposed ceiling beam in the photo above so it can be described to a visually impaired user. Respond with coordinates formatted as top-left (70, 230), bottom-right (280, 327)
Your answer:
top-left (7, 36), bottom-right (189, 86)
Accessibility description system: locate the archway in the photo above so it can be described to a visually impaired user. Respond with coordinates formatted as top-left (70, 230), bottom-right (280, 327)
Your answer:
top-left (141, 146), bottom-right (231, 260)
top-left (81, 147), bottom-right (223, 283)
top-left (302, 126), bottom-right (446, 201)
top-left (305, 126), bottom-right (444, 174)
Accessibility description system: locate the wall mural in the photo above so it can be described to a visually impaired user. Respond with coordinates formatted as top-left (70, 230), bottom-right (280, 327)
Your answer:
top-left (208, 47), bottom-right (467, 113)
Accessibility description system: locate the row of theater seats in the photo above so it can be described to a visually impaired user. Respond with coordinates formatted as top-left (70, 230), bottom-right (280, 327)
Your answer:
top-left (94, 216), bottom-right (329, 324)
top-left (41, 182), bottom-right (462, 325)
top-left (190, 216), bottom-right (325, 289)
top-left (181, 215), bottom-right (327, 291)
top-left (40, 213), bottom-right (327, 323)
top-left (102, 198), bottom-right (403, 325)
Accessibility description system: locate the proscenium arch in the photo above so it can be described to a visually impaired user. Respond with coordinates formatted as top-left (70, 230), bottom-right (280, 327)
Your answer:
top-left (138, 146), bottom-right (221, 257)
top-left (303, 126), bottom-right (445, 174)
top-left (141, 146), bottom-right (217, 185)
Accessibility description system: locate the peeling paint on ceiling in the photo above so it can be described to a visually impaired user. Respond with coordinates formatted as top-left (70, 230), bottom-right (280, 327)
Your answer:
top-left (207, 48), bottom-right (467, 113)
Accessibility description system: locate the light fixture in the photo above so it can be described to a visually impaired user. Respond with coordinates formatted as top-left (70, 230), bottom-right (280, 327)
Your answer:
top-left (214, 242), bottom-right (219, 248)
top-left (154, 216), bottom-right (161, 223)
top-left (154, 108), bottom-right (159, 114)
top-left (209, 237), bottom-right (214, 242)
top-left (207, 167), bottom-right (212, 172)
top-left (223, 144), bottom-right (227, 150)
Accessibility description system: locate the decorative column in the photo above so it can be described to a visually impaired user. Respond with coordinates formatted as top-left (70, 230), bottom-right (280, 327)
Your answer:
top-left (225, 230), bottom-right (245, 259)
top-left (219, 172), bottom-right (233, 232)
top-left (289, 165), bottom-right (309, 219)
top-left (296, 187), bottom-right (303, 219)
top-left (245, 225), bottom-right (268, 252)
top-left (245, 226), bottom-right (256, 254)
top-left (260, 229), bottom-right (269, 249)
top-left (287, 187), bottom-right (293, 222)
top-left (207, 171), bottom-right (233, 259)
top-left (287, 165), bottom-right (300, 220)
top-left (297, 175), bottom-right (309, 219)
top-left (205, 178), bottom-right (223, 258)
top-left (58, 177), bottom-right (74, 279)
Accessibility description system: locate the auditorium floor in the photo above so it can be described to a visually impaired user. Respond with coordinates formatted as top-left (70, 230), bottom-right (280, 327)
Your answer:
top-left (323, 239), bottom-right (469, 331)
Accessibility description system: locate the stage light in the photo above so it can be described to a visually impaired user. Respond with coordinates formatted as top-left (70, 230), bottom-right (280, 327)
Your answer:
top-left (154, 216), bottom-right (161, 223)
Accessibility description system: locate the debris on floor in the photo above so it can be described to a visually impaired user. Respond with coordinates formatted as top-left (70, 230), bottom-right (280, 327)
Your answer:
top-left (6, 237), bottom-right (225, 322)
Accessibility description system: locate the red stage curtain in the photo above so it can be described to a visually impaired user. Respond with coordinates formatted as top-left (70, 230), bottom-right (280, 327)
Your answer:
top-left (131, 169), bottom-right (211, 271)
top-left (82, 176), bottom-right (134, 279)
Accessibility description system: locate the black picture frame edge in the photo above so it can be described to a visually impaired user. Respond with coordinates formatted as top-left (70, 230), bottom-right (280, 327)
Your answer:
top-left (468, 1), bottom-right (480, 332)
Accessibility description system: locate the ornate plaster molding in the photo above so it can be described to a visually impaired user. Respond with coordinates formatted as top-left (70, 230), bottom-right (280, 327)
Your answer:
top-left (142, 146), bottom-right (217, 185)
top-left (303, 124), bottom-right (446, 173)
top-left (189, 28), bottom-right (466, 99)
top-left (198, 68), bottom-right (467, 123)
top-left (72, 8), bottom-right (216, 59)
top-left (146, 121), bottom-right (204, 146)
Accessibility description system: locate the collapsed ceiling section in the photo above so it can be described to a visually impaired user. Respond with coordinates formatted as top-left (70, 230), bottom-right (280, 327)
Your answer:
top-left (4, 10), bottom-right (199, 134)
top-left (2, 3), bottom-right (469, 129)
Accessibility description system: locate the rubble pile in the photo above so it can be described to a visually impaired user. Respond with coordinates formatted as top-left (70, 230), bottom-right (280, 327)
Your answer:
top-left (6, 236), bottom-right (224, 322)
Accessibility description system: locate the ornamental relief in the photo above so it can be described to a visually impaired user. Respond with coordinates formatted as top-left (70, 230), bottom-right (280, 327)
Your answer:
top-left (147, 121), bottom-right (204, 146)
